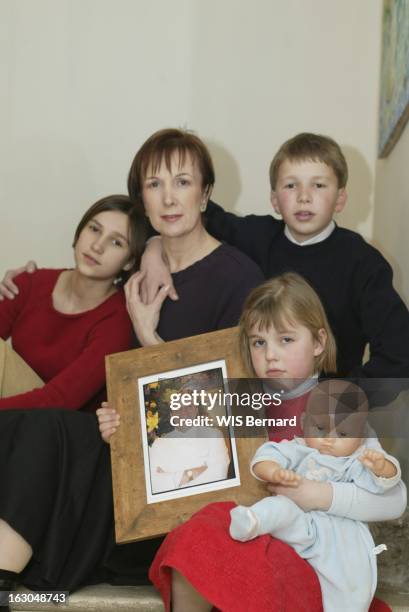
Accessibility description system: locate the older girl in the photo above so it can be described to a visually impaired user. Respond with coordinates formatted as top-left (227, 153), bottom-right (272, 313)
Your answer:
top-left (0, 194), bottom-right (145, 411)
top-left (0, 194), bottom-right (147, 610)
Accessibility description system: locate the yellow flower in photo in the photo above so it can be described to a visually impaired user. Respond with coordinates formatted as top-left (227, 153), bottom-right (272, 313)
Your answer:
top-left (146, 410), bottom-right (159, 433)
top-left (149, 382), bottom-right (159, 390)
top-left (149, 400), bottom-right (157, 409)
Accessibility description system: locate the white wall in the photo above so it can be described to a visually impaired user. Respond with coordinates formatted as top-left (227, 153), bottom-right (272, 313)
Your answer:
top-left (373, 124), bottom-right (409, 482)
top-left (1, 0), bottom-right (382, 270)
top-left (373, 124), bottom-right (409, 303)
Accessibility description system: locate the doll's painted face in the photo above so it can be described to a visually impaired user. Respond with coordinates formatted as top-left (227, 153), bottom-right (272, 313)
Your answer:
top-left (303, 414), bottom-right (364, 457)
top-left (302, 379), bottom-right (368, 457)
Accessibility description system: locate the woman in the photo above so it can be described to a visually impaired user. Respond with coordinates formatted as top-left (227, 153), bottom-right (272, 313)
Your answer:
top-left (0, 129), bottom-right (263, 605)
top-left (0, 194), bottom-right (145, 410)
top-left (125, 127), bottom-right (263, 344)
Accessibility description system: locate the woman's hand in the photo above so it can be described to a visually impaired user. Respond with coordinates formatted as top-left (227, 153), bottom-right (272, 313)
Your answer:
top-left (266, 478), bottom-right (333, 512)
top-left (0, 260), bottom-right (37, 300)
top-left (96, 402), bottom-right (120, 443)
top-left (125, 270), bottom-right (169, 346)
top-left (139, 237), bottom-right (178, 304)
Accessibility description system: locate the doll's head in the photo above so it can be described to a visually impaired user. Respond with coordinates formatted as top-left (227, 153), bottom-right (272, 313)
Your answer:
top-left (302, 379), bottom-right (368, 457)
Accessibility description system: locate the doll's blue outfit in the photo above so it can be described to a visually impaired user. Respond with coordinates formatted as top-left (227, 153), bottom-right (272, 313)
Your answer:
top-left (230, 437), bottom-right (401, 612)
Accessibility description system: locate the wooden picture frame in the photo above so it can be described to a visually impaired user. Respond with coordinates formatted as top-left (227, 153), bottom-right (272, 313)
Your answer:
top-left (106, 327), bottom-right (267, 544)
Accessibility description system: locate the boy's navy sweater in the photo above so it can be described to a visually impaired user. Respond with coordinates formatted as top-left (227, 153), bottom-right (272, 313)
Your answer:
top-left (205, 201), bottom-right (409, 380)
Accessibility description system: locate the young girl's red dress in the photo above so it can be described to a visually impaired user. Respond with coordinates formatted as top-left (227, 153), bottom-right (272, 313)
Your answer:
top-left (149, 395), bottom-right (392, 612)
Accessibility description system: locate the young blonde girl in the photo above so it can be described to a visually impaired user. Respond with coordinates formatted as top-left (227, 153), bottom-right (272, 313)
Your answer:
top-left (236, 272), bottom-right (336, 443)
top-left (149, 273), bottom-right (401, 612)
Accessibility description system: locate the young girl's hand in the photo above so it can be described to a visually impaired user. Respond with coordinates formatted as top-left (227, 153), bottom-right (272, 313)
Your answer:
top-left (266, 479), bottom-right (333, 512)
top-left (270, 468), bottom-right (301, 487)
top-left (96, 402), bottom-right (120, 443)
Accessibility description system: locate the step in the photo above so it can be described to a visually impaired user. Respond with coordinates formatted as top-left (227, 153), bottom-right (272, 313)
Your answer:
top-left (8, 584), bottom-right (409, 612)
top-left (371, 508), bottom-right (409, 594)
top-left (8, 507), bottom-right (409, 612)
top-left (9, 584), bottom-right (164, 612)
top-left (377, 590), bottom-right (409, 612)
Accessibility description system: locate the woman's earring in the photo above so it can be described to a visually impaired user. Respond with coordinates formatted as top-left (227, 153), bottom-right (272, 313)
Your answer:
top-left (200, 202), bottom-right (207, 212)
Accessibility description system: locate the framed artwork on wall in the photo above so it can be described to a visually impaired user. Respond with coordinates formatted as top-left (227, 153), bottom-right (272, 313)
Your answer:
top-left (378, 0), bottom-right (409, 158)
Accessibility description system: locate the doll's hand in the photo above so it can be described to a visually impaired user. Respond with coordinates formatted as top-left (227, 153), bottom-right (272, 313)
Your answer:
top-left (0, 260), bottom-right (37, 300)
top-left (140, 237), bottom-right (178, 304)
top-left (96, 402), bottom-right (120, 443)
top-left (269, 468), bottom-right (301, 487)
top-left (125, 270), bottom-right (169, 345)
top-left (359, 448), bottom-right (397, 478)
top-left (359, 449), bottom-right (386, 475)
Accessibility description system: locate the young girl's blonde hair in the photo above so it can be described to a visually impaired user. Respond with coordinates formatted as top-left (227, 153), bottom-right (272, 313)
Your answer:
top-left (239, 273), bottom-right (337, 376)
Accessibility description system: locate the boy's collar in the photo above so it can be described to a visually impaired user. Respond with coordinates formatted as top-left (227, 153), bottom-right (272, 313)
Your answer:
top-left (284, 220), bottom-right (336, 246)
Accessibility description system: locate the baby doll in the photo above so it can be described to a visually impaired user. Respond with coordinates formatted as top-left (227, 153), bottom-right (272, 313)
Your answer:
top-left (230, 379), bottom-right (401, 612)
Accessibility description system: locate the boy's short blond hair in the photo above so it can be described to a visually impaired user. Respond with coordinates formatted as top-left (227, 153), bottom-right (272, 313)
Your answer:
top-left (239, 273), bottom-right (337, 376)
top-left (269, 132), bottom-right (348, 190)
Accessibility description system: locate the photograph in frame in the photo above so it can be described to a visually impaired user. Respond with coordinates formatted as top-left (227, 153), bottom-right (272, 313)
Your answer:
top-left (106, 327), bottom-right (267, 544)
top-left (139, 360), bottom-right (240, 503)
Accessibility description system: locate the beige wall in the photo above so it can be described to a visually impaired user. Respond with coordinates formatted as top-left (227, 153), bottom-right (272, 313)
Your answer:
top-left (1, 0), bottom-right (382, 271)
top-left (373, 126), bottom-right (409, 304)
top-left (373, 125), bottom-right (409, 482)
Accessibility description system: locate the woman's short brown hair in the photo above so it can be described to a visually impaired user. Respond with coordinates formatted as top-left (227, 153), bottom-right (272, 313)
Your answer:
top-left (269, 132), bottom-right (348, 190)
top-left (239, 272), bottom-right (337, 376)
top-left (73, 194), bottom-right (147, 284)
top-left (127, 128), bottom-right (215, 206)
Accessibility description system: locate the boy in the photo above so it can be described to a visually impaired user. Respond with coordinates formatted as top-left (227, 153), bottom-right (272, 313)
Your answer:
top-left (141, 132), bottom-right (409, 381)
